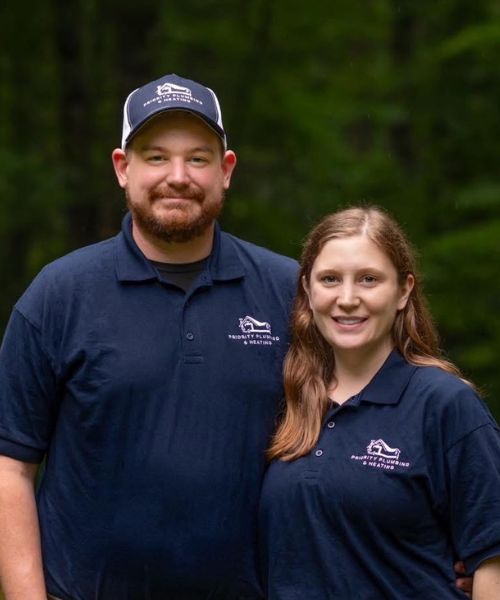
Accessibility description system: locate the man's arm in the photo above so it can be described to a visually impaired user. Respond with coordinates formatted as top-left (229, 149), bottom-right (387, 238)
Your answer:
top-left (0, 455), bottom-right (46, 600)
top-left (472, 556), bottom-right (500, 600)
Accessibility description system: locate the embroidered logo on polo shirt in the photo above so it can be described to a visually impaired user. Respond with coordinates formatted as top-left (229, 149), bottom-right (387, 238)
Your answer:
top-left (238, 316), bottom-right (271, 334)
top-left (367, 439), bottom-right (400, 459)
top-left (227, 315), bottom-right (280, 346)
top-left (350, 439), bottom-right (410, 471)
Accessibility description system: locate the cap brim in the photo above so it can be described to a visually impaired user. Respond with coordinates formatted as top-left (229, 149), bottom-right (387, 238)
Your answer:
top-left (123, 107), bottom-right (226, 150)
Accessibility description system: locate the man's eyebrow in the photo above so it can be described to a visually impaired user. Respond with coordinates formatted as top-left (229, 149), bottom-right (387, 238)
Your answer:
top-left (138, 144), bottom-right (216, 154)
top-left (189, 145), bottom-right (216, 154)
top-left (138, 144), bottom-right (166, 152)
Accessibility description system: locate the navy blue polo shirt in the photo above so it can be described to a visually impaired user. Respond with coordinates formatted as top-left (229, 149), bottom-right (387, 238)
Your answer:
top-left (259, 351), bottom-right (500, 600)
top-left (0, 213), bottom-right (298, 600)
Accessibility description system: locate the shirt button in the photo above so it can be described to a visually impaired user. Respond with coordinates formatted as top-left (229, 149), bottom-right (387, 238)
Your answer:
top-left (186, 332), bottom-right (194, 341)
top-left (315, 449), bottom-right (323, 457)
top-left (327, 421), bottom-right (335, 429)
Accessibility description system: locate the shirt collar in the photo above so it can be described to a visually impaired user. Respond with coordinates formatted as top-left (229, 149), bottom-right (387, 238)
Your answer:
top-left (208, 225), bottom-right (246, 281)
top-left (114, 213), bottom-right (246, 283)
top-left (354, 350), bottom-right (418, 406)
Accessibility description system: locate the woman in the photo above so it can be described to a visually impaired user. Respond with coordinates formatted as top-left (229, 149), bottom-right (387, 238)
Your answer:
top-left (259, 206), bottom-right (500, 599)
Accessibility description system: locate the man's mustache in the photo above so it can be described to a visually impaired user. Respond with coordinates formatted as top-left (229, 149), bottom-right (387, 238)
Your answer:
top-left (149, 186), bottom-right (203, 202)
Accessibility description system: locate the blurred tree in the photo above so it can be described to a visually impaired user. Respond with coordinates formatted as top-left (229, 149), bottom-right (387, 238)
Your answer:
top-left (0, 0), bottom-right (498, 416)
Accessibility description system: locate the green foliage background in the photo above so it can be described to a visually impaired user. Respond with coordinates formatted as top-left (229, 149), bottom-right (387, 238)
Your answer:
top-left (0, 0), bottom-right (499, 425)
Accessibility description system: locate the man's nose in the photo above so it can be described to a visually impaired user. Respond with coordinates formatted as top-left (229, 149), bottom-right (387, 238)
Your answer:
top-left (166, 159), bottom-right (190, 186)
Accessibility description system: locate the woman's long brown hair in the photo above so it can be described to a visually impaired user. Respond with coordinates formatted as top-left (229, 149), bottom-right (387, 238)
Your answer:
top-left (268, 206), bottom-right (469, 461)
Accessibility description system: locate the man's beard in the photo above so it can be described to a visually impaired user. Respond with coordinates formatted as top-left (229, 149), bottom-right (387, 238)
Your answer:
top-left (126, 184), bottom-right (224, 243)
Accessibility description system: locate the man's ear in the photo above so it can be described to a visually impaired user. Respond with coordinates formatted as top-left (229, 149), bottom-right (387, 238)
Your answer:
top-left (221, 151), bottom-right (237, 190)
top-left (111, 148), bottom-right (129, 189)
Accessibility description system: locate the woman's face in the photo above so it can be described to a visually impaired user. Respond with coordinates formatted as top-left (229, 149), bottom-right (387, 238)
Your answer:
top-left (304, 234), bottom-right (414, 364)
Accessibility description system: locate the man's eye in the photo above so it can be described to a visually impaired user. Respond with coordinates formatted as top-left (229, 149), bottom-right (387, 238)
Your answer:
top-left (361, 275), bottom-right (377, 284)
top-left (190, 156), bottom-right (208, 164)
top-left (146, 155), bottom-right (166, 163)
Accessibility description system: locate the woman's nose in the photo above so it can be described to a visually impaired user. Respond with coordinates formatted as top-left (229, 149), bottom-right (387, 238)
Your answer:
top-left (336, 283), bottom-right (360, 307)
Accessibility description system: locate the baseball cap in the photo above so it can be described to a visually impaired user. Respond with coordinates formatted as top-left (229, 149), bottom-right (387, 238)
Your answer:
top-left (121, 73), bottom-right (227, 150)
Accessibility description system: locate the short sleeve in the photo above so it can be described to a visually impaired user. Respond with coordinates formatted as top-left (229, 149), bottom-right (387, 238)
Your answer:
top-left (0, 308), bottom-right (59, 463)
top-left (446, 420), bottom-right (500, 572)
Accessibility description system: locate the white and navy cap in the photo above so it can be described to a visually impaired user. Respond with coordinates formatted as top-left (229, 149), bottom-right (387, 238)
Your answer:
top-left (121, 73), bottom-right (226, 150)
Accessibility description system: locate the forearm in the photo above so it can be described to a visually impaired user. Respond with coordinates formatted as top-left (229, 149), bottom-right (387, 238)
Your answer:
top-left (472, 556), bottom-right (500, 600)
top-left (0, 456), bottom-right (46, 600)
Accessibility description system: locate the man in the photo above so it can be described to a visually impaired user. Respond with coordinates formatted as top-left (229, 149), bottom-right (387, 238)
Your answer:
top-left (0, 74), bottom-right (473, 600)
top-left (0, 74), bottom-right (298, 599)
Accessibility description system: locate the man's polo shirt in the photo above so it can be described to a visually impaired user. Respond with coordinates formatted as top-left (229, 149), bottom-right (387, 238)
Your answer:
top-left (0, 213), bottom-right (298, 600)
top-left (259, 351), bottom-right (500, 600)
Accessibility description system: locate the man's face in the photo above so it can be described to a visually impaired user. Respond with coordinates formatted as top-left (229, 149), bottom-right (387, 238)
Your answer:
top-left (112, 111), bottom-right (236, 244)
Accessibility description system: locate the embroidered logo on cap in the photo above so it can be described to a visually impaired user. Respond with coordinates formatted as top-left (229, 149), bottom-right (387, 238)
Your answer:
top-left (156, 82), bottom-right (192, 98)
top-left (143, 84), bottom-right (204, 109)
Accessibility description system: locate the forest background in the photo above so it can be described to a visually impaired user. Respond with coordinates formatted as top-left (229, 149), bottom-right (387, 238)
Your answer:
top-left (0, 0), bottom-right (499, 430)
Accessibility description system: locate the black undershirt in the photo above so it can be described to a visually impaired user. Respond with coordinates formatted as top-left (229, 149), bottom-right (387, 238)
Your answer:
top-left (150, 258), bottom-right (209, 292)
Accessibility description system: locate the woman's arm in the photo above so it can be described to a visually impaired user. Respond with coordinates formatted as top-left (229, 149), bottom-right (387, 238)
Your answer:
top-left (0, 455), bottom-right (47, 600)
top-left (472, 556), bottom-right (500, 600)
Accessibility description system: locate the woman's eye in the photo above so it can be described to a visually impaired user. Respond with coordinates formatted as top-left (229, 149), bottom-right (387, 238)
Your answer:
top-left (322, 275), bottom-right (339, 284)
top-left (361, 275), bottom-right (377, 284)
